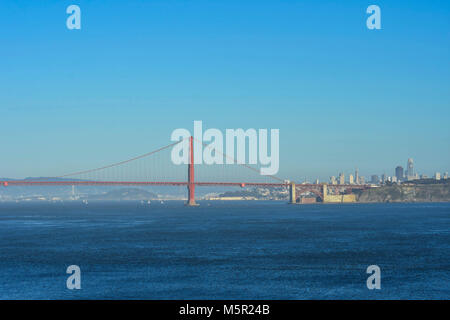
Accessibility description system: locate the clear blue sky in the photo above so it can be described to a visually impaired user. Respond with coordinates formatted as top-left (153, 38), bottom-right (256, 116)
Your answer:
top-left (1, 0), bottom-right (449, 181)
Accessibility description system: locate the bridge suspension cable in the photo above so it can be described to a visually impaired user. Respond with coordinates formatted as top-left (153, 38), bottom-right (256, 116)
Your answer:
top-left (55, 138), bottom-right (187, 178)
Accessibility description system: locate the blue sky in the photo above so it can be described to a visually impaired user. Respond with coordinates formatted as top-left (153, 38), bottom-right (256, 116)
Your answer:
top-left (1, 0), bottom-right (449, 181)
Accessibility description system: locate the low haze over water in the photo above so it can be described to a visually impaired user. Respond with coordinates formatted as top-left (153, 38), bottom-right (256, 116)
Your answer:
top-left (0, 201), bottom-right (448, 299)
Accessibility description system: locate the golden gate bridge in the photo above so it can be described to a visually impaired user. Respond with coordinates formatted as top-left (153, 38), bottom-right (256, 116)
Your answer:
top-left (0, 137), bottom-right (370, 205)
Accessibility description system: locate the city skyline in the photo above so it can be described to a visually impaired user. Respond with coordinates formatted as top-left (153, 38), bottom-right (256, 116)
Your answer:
top-left (324, 157), bottom-right (448, 186)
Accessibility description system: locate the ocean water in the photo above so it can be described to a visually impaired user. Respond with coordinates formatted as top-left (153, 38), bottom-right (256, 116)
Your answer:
top-left (0, 201), bottom-right (448, 299)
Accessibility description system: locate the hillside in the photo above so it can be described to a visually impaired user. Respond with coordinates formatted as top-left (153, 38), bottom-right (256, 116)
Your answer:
top-left (357, 183), bottom-right (450, 203)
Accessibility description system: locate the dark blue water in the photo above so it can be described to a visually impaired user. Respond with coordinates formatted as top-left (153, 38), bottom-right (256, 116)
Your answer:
top-left (0, 201), bottom-right (448, 299)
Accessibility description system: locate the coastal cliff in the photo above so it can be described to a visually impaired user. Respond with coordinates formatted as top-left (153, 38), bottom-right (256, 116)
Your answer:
top-left (357, 183), bottom-right (450, 203)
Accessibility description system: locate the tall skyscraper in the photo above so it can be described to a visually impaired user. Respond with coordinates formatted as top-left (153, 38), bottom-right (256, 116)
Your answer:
top-left (349, 174), bottom-right (354, 184)
top-left (406, 158), bottom-right (415, 179)
top-left (395, 166), bottom-right (404, 182)
top-left (355, 168), bottom-right (359, 184)
top-left (338, 173), bottom-right (345, 185)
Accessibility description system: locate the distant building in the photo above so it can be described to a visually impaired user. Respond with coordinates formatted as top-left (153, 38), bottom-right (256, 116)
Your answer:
top-left (381, 174), bottom-right (386, 183)
top-left (392, 176), bottom-right (397, 183)
top-left (420, 174), bottom-right (428, 179)
top-left (315, 179), bottom-right (319, 185)
top-left (444, 172), bottom-right (449, 179)
top-left (406, 158), bottom-right (416, 180)
top-left (338, 173), bottom-right (345, 185)
top-left (330, 176), bottom-right (337, 185)
top-left (355, 168), bottom-right (359, 184)
top-left (349, 174), bottom-right (354, 184)
top-left (434, 172), bottom-right (441, 180)
top-left (371, 175), bottom-right (379, 184)
top-left (395, 166), bottom-right (404, 182)
top-left (360, 176), bottom-right (365, 184)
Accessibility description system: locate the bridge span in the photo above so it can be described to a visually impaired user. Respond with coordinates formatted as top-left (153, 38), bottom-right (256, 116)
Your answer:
top-left (0, 137), bottom-right (371, 205)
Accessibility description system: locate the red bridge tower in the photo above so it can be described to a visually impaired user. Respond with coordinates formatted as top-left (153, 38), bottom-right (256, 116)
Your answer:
top-left (186, 136), bottom-right (198, 206)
